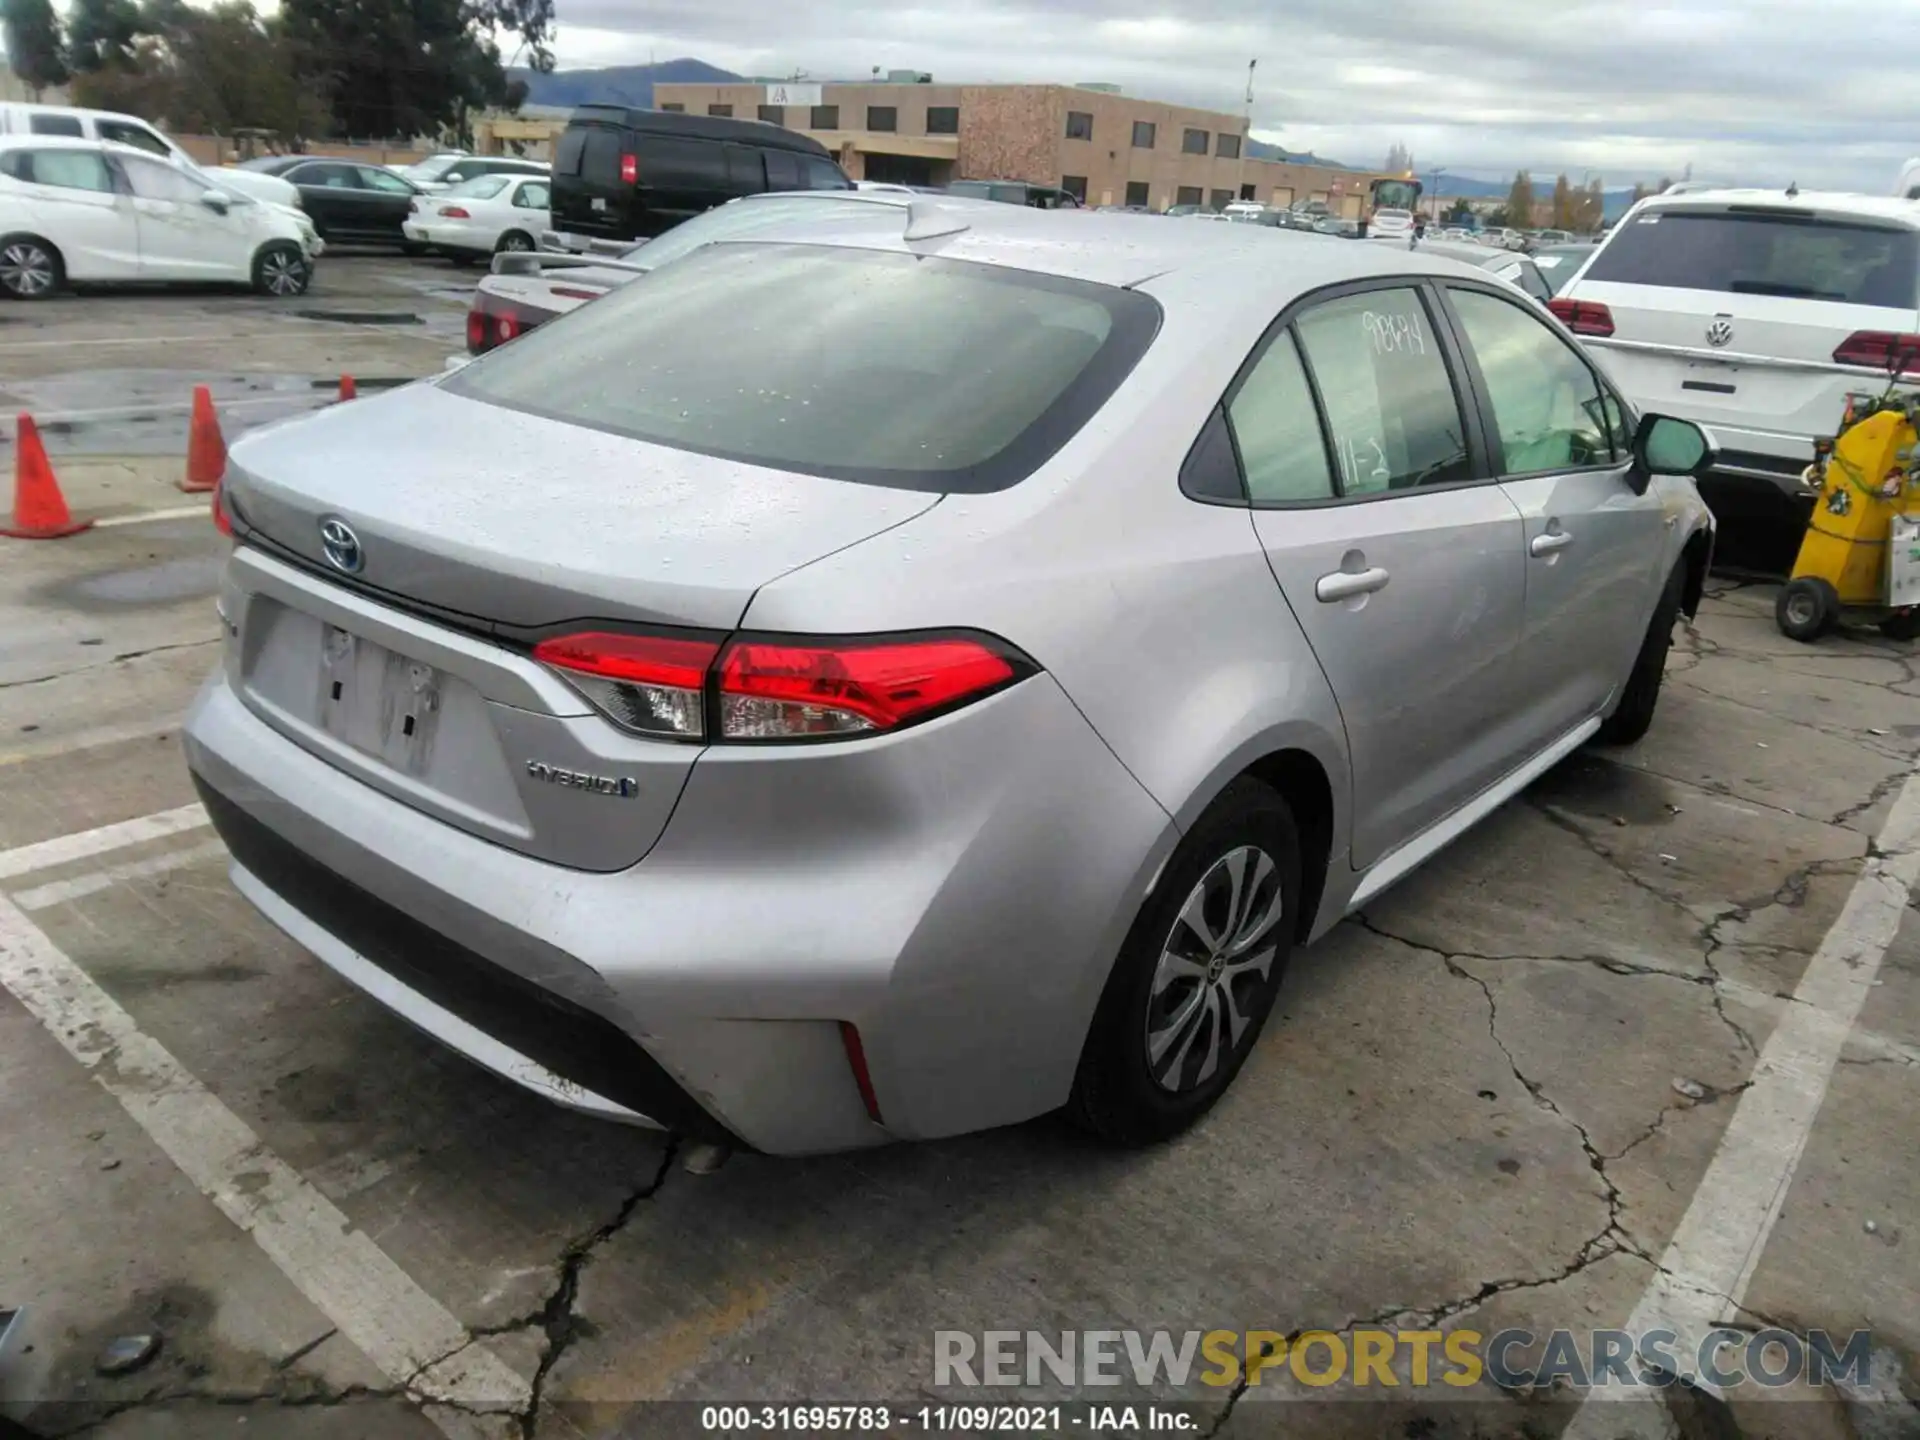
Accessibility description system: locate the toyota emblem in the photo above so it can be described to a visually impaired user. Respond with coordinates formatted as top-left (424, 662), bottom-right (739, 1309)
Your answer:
top-left (319, 516), bottom-right (364, 575)
top-left (1706, 318), bottom-right (1734, 348)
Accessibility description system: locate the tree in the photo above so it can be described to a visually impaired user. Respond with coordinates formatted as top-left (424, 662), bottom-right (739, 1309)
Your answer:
top-left (66, 0), bottom-right (140, 71)
top-left (1630, 182), bottom-right (1649, 205)
top-left (1383, 140), bottom-right (1414, 176)
top-left (1656, 175), bottom-right (1674, 194)
top-left (1550, 173), bottom-right (1575, 229)
top-left (1504, 171), bottom-right (1535, 228)
top-left (282, 0), bottom-right (553, 139)
top-left (3, 0), bottom-right (67, 91)
top-left (1446, 198), bottom-right (1474, 223)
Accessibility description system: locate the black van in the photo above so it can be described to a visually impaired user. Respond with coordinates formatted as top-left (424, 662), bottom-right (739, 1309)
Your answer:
top-left (549, 106), bottom-right (854, 247)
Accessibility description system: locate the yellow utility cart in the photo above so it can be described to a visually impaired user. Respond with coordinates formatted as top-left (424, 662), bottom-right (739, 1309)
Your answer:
top-left (1775, 389), bottom-right (1920, 642)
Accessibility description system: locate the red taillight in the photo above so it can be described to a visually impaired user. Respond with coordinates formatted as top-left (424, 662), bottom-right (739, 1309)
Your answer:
top-left (211, 475), bottom-right (232, 536)
top-left (465, 308), bottom-right (489, 353)
top-left (1548, 297), bottom-right (1615, 337)
top-left (619, 153), bottom-right (638, 184)
top-left (438, 205), bottom-right (470, 219)
top-left (716, 636), bottom-right (1018, 739)
top-left (530, 629), bottom-right (1030, 742)
top-left (532, 631), bottom-right (719, 740)
top-left (495, 313), bottom-right (519, 343)
top-left (1833, 331), bottom-right (1920, 375)
top-left (839, 1022), bottom-right (882, 1124)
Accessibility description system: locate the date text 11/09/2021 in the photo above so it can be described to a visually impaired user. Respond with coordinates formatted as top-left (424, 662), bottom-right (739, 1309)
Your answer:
top-left (700, 1405), bottom-right (1196, 1432)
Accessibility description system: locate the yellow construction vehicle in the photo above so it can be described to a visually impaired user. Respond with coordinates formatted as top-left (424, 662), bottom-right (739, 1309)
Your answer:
top-left (1774, 388), bottom-right (1920, 642)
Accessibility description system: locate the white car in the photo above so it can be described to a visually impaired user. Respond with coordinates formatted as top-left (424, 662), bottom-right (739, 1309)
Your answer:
top-left (1368, 206), bottom-right (1415, 239)
top-left (1553, 186), bottom-right (1920, 540)
top-left (404, 173), bottom-right (553, 263)
top-left (401, 154), bottom-right (548, 195)
top-left (0, 137), bottom-right (322, 299)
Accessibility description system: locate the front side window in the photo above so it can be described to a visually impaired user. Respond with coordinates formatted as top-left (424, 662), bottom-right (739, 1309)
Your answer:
top-left (1294, 288), bottom-right (1472, 495)
top-left (1450, 287), bottom-right (1615, 473)
top-left (1065, 111), bottom-right (1093, 141)
top-left (120, 155), bottom-right (210, 202)
top-left (1182, 127), bottom-right (1208, 155)
top-left (446, 243), bottom-right (1158, 494)
top-left (1132, 121), bottom-right (1156, 149)
top-left (801, 156), bottom-right (850, 190)
top-left (26, 149), bottom-right (115, 193)
top-left (1228, 330), bottom-right (1335, 504)
top-left (288, 162), bottom-right (352, 187)
top-left (97, 120), bottom-right (170, 156)
top-left (358, 166), bottom-right (415, 193)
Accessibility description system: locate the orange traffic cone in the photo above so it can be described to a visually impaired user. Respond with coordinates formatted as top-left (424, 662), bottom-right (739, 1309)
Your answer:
top-left (180, 385), bottom-right (226, 494)
top-left (0, 414), bottom-right (91, 539)
top-left (338, 374), bottom-right (357, 402)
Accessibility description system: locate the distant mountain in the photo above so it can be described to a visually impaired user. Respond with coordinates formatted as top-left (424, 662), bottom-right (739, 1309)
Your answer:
top-left (508, 58), bottom-right (745, 110)
top-left (1245, 137), bottom-right (1354, 169)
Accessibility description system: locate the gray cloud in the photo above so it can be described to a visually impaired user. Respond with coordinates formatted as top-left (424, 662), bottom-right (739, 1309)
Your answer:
top-left (548, 0), bottom-right (1920, 191)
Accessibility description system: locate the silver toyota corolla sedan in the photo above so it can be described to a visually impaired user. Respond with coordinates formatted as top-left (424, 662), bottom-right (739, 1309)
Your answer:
top-left (184, 204), bottom-right (1717, 1155)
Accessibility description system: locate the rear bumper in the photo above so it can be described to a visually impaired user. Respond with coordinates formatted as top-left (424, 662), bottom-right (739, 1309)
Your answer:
top-left (183, 658), bottom-right (1173, 1154)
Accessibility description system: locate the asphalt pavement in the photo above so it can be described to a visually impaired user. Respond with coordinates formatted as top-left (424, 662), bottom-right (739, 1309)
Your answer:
top-left (0, 256), bottom-right (1915, 1440)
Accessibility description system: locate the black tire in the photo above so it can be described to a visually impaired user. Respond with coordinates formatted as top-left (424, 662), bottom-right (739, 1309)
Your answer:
top-left (1598, 564), bottom-right (1684, 745)
top-left (494, 230), bottom-right (535, 254)
top-left (251, 242), bottom-right (310, 297)
top-left (0, 233), bottom-right (63, 299)
top-left (1776, 576), bottom-right (1837, 643)
top-left (1065, 778), bottom-right (1301, 1146)
top-left (1879, 609), bottom-right (1920, 642)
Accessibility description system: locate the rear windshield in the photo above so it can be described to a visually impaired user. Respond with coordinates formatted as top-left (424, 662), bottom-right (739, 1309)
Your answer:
top-left (443, 243), bottom-right (1160, 493)
top-left (444, 175), bottom-right (512, 200)
top-left (1584, 209), bottom-right (1920, 308)
top-left (623, 194), bottom-right (893, 270)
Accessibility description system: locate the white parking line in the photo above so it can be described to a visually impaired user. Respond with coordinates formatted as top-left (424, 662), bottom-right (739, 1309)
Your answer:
top-left (12, 837), bottom-right (230, 910)
top-left (95, 504), bottom-right (215, 529)
top-left (1566, 768), bottom-right (1920, 1431)
top-left (0, 803), bottom-right (207, 881)
top-left (0, 887), bottom-right (529, 1431)
top-left (0, 716), bottom-right (184, 768)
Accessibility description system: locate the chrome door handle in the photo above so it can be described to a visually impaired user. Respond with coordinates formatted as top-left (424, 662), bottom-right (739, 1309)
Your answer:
top-left (1315, 567), bottom-right (1391, 602)
top-left (1530, 531), bottom-right (1575, 556)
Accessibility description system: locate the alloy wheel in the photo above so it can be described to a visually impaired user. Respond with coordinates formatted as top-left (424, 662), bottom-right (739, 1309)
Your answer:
top-left (1144, 845), bottom-right (1285, 1093)
top-left (1784, 590), bottom-right (1819, 629)
top-left (499, 233), bottom-right (532, 251)
top-left (261, 250), bottom-right (308, 296)
top-left (1, 243), bottom-right (53, 297)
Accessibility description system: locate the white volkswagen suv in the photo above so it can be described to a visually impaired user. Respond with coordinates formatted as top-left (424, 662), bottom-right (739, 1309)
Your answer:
top-left (1551, 187), bottom-right (1920, 565)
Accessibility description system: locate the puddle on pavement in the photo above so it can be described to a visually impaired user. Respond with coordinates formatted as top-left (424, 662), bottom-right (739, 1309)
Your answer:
top-left (47, 555), bottom-right (224, 610)
top-left (1530, 754), bottom-right (1679, 826)
top-left (293, 309), bottom-right (424, 325)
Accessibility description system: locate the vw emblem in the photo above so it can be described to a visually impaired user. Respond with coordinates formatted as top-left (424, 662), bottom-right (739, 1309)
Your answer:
top-left (318, 517), bottom-right (364, 575)
top-left (1706, 317), bottom-right (1734, 348)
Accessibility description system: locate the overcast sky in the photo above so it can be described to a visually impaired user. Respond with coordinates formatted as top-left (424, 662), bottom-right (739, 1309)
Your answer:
top-left (544, 0), bottom-right (1919, 193)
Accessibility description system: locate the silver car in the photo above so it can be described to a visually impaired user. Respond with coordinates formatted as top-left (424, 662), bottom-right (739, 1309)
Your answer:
top-left (185, 206), bottom-right (1717, 1155)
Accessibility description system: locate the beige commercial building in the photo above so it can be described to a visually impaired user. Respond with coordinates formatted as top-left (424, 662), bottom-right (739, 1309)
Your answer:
top-left (653, 78), bottom-right (1390, 216)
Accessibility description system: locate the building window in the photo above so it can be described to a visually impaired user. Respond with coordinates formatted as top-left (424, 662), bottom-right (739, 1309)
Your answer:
top-left (708, 104), bottom-right (733, 117)
top-left (660, 103), bottom-right (685, 113)
top-left (810, 105), bottom-right (839, 129)
top-left (1182, 127), bottom-right (1209, 155)
top-left (1209, 188), bottom-right (1234, 210)
top-left (1124, 179), bottom-right (1149, 207)
top-left (758, 104), bottom-right (784, 126)
top-left (1131, 120), bottom-right (1156, 149)
top-left (1061, 174), bottom-right (1087, 203)
top-left (1065, 110), bottom-right (1093, 141)
top-left (1216, 132), bottom-right (1241, 159)
top-left (1176, 185), bottom-right (1202, 207)
top-left (926, 105), bottom-right (959, 135)
top-left (867, 105), bottom-right (897, 132)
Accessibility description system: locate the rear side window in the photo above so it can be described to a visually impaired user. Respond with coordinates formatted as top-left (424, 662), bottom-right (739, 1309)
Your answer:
top-left (445, 243), bottom-right (1160, 493)
top-left (1294, 289), bottom-right (1472, 495)
top-left (640, 137), bottom-right (725, 189)
top-left (1228, 331), bottom-right (1335, 503)
top-left (554, 130), bottom-right (586, 175)
top-left (28, 113), bottom-right (83, 137)
top-left (580, 127), bottom-right (624, 182)
top-left (1585, 209), bottom-right (1920, 308)
top-left (725, 146), bottom-right (764, 193)
top-left (765, 151), bottom-right (801, 190)
top-left (22, 149), bottom-right (115, 192)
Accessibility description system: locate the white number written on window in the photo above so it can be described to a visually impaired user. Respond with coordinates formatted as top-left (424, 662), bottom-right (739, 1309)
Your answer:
top-left (1362, 310), bottom-right (1425, 356)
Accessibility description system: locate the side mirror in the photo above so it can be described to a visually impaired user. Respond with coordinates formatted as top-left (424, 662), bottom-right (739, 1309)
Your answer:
top-left (1631, 414), bottom-right (1716, 490)
top-left (200, 190), bottom-right (230, 215)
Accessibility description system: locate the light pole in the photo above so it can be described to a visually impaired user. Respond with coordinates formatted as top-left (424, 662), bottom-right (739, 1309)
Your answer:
top-left (1429, 166), bottom-right (1447, 222)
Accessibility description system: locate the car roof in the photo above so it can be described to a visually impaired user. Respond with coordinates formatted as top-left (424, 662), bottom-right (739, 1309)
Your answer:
top-left (719, 199), bottom-right (1499, 295)
top-left (1409, 238), bottom-right (1519, 267)
top-left (1634, 188), bottom-right (1920, 228)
